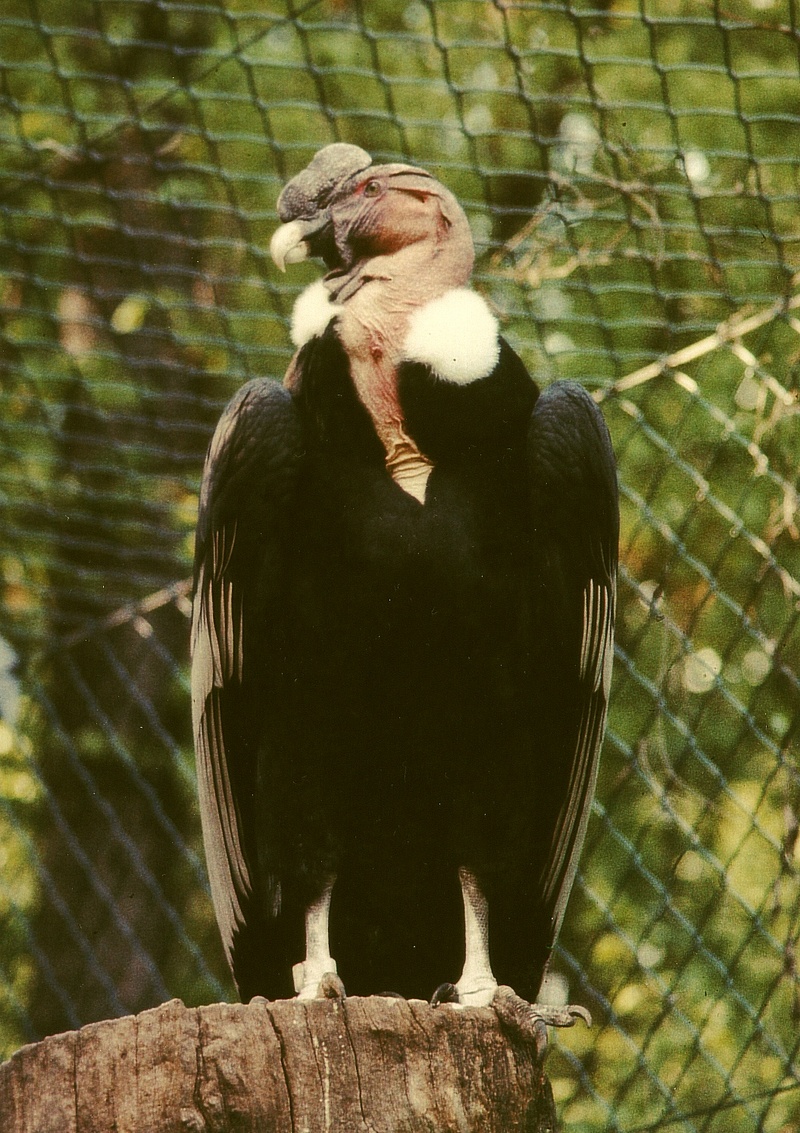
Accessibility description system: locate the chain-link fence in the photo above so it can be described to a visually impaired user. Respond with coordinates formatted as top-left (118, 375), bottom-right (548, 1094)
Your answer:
top-left (1, 1), bottom-right (799, 1129)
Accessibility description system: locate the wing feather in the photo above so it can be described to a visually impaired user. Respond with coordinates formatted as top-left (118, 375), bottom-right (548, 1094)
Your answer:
top-left (544, 583), bottom-right (614, 925)
top-left (190, 379), bottom-right (303, 974)
top-left (527, 381), bottom-right (618, 944)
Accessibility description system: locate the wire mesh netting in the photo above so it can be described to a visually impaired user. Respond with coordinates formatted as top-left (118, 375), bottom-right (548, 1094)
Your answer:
top-left (1, 1), bottom-right (799, 1129)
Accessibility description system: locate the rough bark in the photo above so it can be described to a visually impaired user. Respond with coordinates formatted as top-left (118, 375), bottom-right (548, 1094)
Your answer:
top-left (0, 996), bottom-right (558, 1132)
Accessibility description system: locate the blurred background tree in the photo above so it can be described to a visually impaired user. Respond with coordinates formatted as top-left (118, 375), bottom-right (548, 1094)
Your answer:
top-left (0, 2), bottom-right (798, 1130)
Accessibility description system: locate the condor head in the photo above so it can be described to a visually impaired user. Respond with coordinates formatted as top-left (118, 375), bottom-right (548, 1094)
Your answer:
top-left (270, 143), bottom-right (474, 295)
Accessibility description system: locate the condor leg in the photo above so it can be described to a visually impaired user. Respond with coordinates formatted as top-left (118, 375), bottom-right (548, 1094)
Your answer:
top-left (454, 867), bottom-right (499, 1005)
top-left (292, 876), bottom-right (343, 1000)
top-left (432, 867), bottom-right (498, 1007)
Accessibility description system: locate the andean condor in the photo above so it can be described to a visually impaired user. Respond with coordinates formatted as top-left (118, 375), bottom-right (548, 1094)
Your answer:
top-left (191, 144), bottom-right (618, 1015)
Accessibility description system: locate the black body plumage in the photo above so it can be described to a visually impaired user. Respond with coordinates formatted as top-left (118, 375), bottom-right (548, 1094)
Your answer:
top-left (192, 315), bottom-right (618, 1003)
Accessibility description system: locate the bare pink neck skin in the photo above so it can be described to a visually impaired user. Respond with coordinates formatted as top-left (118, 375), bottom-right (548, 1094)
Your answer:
top-left (333, 227), bottom-right (474, 501)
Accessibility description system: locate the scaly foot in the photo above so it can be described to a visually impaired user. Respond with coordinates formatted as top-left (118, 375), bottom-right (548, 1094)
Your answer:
top-left (293, 958), bottom-right (344, 1000)
top-left (492, 984), bottom-right (592, 1056)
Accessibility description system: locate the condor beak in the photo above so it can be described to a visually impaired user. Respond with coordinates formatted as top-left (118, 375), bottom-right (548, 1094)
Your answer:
top-left (270, 218), bottom-right (321, 273)
top-left (272, 144), bottom-right (373, 271)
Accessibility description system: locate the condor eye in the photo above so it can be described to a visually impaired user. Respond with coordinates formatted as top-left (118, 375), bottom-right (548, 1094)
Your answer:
top-left (363, 179), bottom-right (382, 198)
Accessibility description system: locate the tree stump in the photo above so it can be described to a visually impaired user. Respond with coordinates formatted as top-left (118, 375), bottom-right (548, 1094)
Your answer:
top-left (0, 996), bottom-right (559, 1131)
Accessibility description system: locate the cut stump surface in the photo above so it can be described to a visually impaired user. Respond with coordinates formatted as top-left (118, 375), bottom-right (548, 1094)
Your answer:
top-left (0, 996), bottom-right (558, 1131)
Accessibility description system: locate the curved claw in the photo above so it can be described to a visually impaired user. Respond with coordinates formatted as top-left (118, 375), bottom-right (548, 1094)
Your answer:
top-left (430, 982), bottom-right (459, 1007)
top-left (562, 1003), bottom-right (593, 1029)
top-left (318, 972), bottom-right (347, 1000)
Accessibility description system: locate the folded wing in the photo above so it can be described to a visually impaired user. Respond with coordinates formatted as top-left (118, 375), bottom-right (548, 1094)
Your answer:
top-left (527, 381), bottom-right (619, 944)
top-left (191, 380), bottom-right (303, 980)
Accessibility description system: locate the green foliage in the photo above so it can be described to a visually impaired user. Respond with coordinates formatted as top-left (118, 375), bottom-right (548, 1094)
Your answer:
top-left (0, 2), bottom-right (798, 1129)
